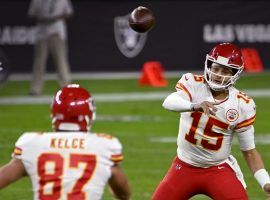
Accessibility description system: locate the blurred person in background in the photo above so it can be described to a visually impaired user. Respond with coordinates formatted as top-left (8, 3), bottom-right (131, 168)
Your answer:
top-left (152, 43), bottom-right (270, 200)
top-left (0, 84), bottom-right (131, 200)
top-left (28, 0), bottom-right (73, 96)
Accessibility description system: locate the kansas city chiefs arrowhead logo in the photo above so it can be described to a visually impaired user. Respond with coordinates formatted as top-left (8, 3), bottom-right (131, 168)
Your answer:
top-left (226, 109), bottom-right (239, 122)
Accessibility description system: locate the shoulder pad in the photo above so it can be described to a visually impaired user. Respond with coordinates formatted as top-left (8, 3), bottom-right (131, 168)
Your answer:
top-left (235, 91), bottom-right (256, 130)
top-left (15, 132), bottom-right (42, 147)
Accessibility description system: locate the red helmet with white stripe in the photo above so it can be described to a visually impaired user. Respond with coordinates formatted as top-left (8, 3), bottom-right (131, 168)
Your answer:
top-left (51, 84), bottom-right (96, 131)
top-left (204, 43), bottom-right (244, 91)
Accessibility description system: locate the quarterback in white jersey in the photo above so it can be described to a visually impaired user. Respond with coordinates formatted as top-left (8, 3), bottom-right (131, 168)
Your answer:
top-left (175, 72), bottom-right (256, 167)
top-left (0, 85), bottom-right (131, 200)
top-left (153, 43), bottom-right (270, 200)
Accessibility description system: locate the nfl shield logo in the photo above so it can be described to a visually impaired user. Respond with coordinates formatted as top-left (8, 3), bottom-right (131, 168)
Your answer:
top-left (114, 14), bottom-right (147, 58)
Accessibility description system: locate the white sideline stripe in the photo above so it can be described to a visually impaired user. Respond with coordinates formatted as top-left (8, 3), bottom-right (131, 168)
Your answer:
top-left (9, 70), bottom-right (269, 81)
top-left (0, 92), bottom-right (170, 105)
top-left (97, 115), bottom-right (161, 122)
top-left (0, 89), bottom-right (270, 105)
top-left (9, 71), bottom-right (188, 81)
top-left (149, 134), bottom-right (270, 144)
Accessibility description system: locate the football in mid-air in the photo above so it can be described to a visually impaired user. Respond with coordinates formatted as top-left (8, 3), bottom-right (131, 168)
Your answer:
top-left (129, 6), bottom-right (155, 33)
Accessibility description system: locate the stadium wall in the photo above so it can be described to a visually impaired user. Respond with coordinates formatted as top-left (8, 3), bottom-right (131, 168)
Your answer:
top-left (0, 1), bottom-right (270, 73)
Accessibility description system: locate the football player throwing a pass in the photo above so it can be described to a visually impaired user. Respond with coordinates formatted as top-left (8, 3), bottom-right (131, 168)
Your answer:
top-left (0, 84), bottom-right (131, 200)
top-left (152, 43), bottom-right (270, 200)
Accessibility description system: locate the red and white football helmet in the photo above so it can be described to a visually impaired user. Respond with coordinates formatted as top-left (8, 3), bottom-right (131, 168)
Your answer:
top-left (51, 84), bottom-right (96, 131)
top-left (204, 43), bottom-right (244, 91)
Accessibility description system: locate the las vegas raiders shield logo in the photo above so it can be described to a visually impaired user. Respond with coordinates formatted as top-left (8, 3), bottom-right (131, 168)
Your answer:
top-left (114, 14), bottom-right (147, 58)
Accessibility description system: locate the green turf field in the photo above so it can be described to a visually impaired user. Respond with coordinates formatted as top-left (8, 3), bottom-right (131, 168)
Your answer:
top-left (0, 72), bottom-right (269, 200)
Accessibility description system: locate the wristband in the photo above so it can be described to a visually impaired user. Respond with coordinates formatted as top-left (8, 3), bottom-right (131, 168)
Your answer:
top-left (254, 169), bottom-right (270, 188)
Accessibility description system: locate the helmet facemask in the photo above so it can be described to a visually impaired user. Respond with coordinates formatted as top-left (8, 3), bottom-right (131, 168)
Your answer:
top-left (204, 56), bottom-right (243, 91)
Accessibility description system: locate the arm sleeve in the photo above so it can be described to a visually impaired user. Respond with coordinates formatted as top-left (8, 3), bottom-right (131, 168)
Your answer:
top-left (236, 125), bottom-right (255, 151)
top-left (163, 73), bottom-right (195, 112)
top-left (235, 98), bottom-right (256, 151)
top-left (109, 138), bottom-right (124, 164)
top-left (12, 133), bottom-right (30, 159)
top-left (162, 91), bottom-right (193, 112)
top-left (12, 133), bottom-right (37, 159)
top-left (175, 73), bottom-right (194, 102)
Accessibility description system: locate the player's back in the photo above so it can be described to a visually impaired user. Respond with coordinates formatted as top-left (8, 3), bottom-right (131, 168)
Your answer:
top-left (13, 131), bottom-right (123, 200)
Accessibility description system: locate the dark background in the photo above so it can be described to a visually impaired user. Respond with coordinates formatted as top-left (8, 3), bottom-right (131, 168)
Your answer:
top-left (0, 0), bottom-right (269, 73)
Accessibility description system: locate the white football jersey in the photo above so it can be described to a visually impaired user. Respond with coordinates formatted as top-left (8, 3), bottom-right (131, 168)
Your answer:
top-left (13, 132), bottom-right (123, 200)
top-left (175, 73), bottom-right (256, 167)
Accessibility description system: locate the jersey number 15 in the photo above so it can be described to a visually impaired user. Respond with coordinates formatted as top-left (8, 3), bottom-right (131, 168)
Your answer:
top-left (185, 112), bottom-right (229, 151)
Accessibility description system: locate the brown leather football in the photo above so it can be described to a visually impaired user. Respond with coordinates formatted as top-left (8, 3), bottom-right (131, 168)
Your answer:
top-left (129, 6), bottom-right (155, 33)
